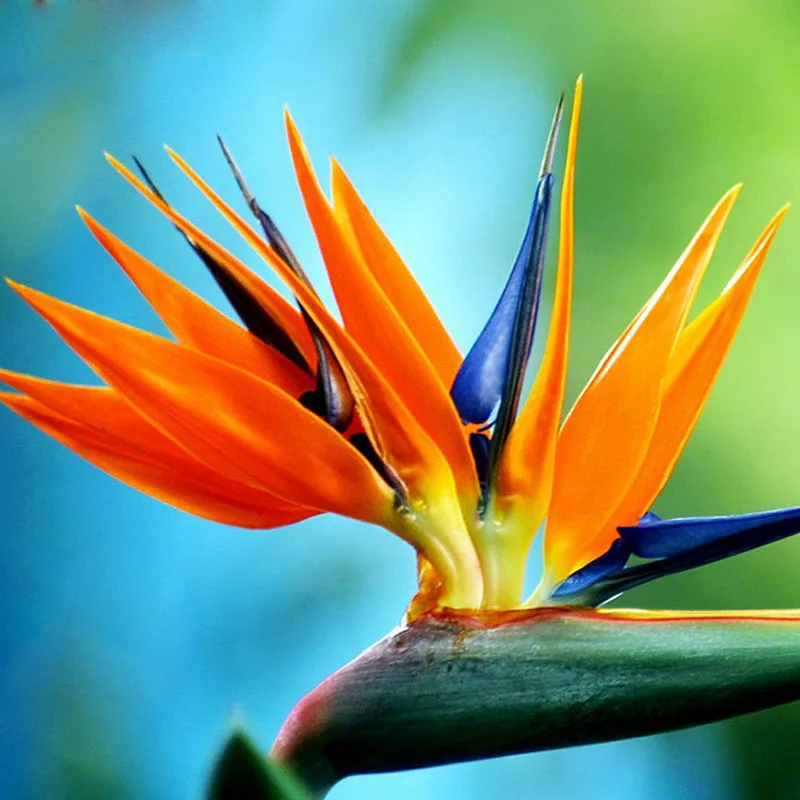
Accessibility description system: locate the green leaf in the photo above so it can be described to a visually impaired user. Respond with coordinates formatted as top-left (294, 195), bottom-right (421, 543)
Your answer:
top-left (207, 730), bottom-right (314, 800)
top-left (272, 608), bottom-right (800, 794)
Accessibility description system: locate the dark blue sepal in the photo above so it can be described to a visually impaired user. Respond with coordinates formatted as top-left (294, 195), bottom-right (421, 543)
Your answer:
top-left (450, 175), bottom-right (552, 424)
top-left (556, 505), bottom-right (800, 606)
top-left (637, 510), bottom-right (662, 526)
top-left (469, 432), bottom-right (491, 500)
top-left (551, 538), bottom-right (632, 598)
top-left (618, 506), bottom-right (800, 559)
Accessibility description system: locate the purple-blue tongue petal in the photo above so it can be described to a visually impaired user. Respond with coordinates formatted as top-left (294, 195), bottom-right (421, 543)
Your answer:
top-left (551, 538), bottom-right (631, 597)
top-left (553, 506), bottom-right (800, 605)
top-left (450, 97), bottom-right (563, 427)
top-left (618, 506), bottom-right (800, 558)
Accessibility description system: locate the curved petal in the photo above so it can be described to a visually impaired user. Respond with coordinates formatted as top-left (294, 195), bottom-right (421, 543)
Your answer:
top-left (103, 155), bottom-right (445, 493)
top-left (597, 206), bottom-right (788, 537)
top-left (102, 149), bottom-right (485, 607)
top-left (258, 119), bottom-right (477, 502)
top-left (330, 160), bottom-right (461, 386)
top-left (78, 208), bottom-right (313, 396)
top-left (496, 77), bottom-right (582, 529)
top-left (545, 185), bottom-right (741, 581)
top-left (1, 390), bottom-right (313, 528)
top-left (10, 282), bottom-right (394, 525)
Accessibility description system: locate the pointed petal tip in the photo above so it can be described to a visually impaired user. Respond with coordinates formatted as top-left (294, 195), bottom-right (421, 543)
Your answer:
top-left (773, 202), bottom-right (791, 222)
top-left (540, 96), bottom-right (565, 177)
top-left (728, 182), bottom-right (744, 200)
top-left (75, 205), bottom-right (95, 229)
top-left (284, 105), bottom-right (297, 133)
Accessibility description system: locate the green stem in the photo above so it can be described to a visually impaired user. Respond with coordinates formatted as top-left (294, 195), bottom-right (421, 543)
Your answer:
top-left (272, 607), bottom-right (800, 794)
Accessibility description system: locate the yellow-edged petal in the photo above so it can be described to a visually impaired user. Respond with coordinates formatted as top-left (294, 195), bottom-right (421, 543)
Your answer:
top-left (330, 159), bottom-right (462, 386)
top-left (103, 154), bottom-right (438, 488)
top-left (545, 185), bottom-right (741, 581)
top-left (103, 149), bottom-right (485, 606)
top-left (599, 206), bottom-right (788, 536)
top-left (495, 76), bottom-right (582, 529)
top-left (164, 131), bottom-right (479, 507)
top-left (78, 208), bottom-right (313, 395)
top-left (10, 282), bottom-right (394, 524)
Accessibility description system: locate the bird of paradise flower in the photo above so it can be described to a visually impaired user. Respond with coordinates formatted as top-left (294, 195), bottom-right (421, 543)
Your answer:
top-left (5, 77), bottom-right (800, 795)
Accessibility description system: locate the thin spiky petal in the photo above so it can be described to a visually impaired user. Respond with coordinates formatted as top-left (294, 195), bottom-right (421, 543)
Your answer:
top-left (131, 156), bottom-right (313, 373)
top-left (0, 380), bottom-right (314, 528)
top-left (150, 144), bottom-right (481, 509)
top-left (112, 156), bottom-right (318, 368)
top-left (545, 185), bottom-right (741, 582)
top-left (106, 155), bottom-right (422, 484)
top-left (78, 208), bottom-right (312, 395)
top-left (215, 137), bottom-right (355, 432)
top-left (282, 115), bottom-right (478, 502)
top-left (496, 78), bottom-right (582, 527)
top-left (330, 160), bottom-right (462, 386)
top-left (595, 206), bottom-right (788, 540)
top-left (10, 282), bottom-right (394, 523)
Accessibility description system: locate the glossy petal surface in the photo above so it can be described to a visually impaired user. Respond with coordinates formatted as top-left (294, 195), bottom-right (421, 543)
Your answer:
top-left (545, 186), bottom-right (740, 581)
top-left (11, 282), bottom-right (393, 523)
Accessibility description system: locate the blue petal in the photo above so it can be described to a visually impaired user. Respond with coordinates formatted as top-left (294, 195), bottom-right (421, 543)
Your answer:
top-left (637, 510), bottom-right (662, 526)
top-left (450, 176), bottom-right (551, 424)
top-left (617, 506), bottom-right (800, 559)
top-left (562, 506), bottom-right (800, 606)
top-left (551, 538), bottom-right (631, 598)
top-left (469, 431), bottom-right (491, 497)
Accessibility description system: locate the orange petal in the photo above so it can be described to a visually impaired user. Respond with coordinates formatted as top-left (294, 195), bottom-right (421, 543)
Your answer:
top-left (149, 141), bottom-right (477, 505)
top-left (601, 205), bottom-right (788, 534)
top-left (108, 149), bottom-right (488, 603)
top-left (159, 139), bottom-right (479, 506)
top-left (496, 76), bottom-right (583, 529)
top-left (104, 156), bottom-right (317, 368)
top-left (545, 185), bottom-right (741, 581)
top-left (330, 159), bottom-right (462, 386)
top-left (10, 282), bottom-right (395, 524)
top-left (283, 118), bottom-right (476, 499)
top-left (78, 208), bottom-right (312, 396)
top-left (0, 388), bottom-right (314, 528)
top-left (104, 153), bottom-right (433, 483)
top-left (103, 145), bottom-right (489, 604)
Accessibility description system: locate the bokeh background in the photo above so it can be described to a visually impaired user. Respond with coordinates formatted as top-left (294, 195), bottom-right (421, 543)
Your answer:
top-left (3, 1), bottom-right (800, 798)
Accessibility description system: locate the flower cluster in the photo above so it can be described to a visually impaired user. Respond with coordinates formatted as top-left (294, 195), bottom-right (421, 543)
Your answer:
top-left (3, 78), bottom-right (795, 616)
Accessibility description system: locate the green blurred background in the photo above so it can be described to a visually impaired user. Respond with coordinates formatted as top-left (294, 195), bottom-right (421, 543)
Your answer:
top-left (3, 1), bottom-right (800, 798)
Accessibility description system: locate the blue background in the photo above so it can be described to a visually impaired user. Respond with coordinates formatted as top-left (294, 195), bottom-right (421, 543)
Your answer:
top-left (3, 2), bottom-right (800, 798)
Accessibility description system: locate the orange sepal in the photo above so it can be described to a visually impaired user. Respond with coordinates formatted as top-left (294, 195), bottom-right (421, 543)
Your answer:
top-left (144, 144), bottom-right (475, 505)
top-left (545, 185), bottom-right (741, 581)
top-left (103, 155), bottom-right (317, 368)
top-left (9, 282), bottom-right (395, 524)
top-left (214, 118), bottom-right (477, 505)
top-left (78, 208), bottom-right (312, 396)
top-left (0, 384), bottom-right (314, 528)
top-left (330, 159), bottom-right (462, 386)
top-left (600, 205), bottom-right (788, 535)
top-left (495, 77), bottom-right (582, 529)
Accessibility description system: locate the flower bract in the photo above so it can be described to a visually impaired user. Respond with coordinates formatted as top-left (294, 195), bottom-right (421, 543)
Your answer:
top-left (3, 77), bottom-right (796, 615)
